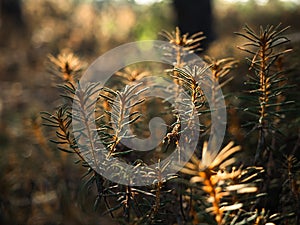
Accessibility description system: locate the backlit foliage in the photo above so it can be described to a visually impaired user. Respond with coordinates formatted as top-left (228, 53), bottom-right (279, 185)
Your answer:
top-left (41, 25), bottom-right (299, 225)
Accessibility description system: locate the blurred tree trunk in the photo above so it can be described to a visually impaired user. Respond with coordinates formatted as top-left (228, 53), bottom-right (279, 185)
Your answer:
top-left (173, 0), bottom-right (215, 50)
top-left (0, 0), bottom-right (26, 47)
top-left (0, 0), bottom-right (27, 81)
top-left (0, 0), bottom-right (23, 27)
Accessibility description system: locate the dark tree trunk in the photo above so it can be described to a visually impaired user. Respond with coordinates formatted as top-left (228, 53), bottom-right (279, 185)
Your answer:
top-left (0, 0), bottom-right (24, 28)
top-left (173, 0), bottom-right (215, 50)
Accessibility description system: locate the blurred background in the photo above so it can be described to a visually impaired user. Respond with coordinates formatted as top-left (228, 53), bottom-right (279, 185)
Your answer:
top-left (0, 0), bottom-right (299, 224)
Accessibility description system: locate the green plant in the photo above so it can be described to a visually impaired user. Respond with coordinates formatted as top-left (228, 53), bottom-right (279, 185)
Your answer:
top-left (236, 24), bottom-right (294, 164)
top-left (236, 24), bottom-right (299, 224)
top-left (41, 25), bottom-right (299, 224)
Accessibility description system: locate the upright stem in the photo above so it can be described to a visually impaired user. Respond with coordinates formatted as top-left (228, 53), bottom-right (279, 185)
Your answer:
top-left (255, 40), bottom-right (268, 164)
top-left (259, 43), bottom-right (268, 126)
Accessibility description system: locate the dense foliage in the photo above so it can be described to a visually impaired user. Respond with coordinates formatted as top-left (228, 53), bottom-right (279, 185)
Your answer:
top-left (42, 25), bottom-right (299, 224)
